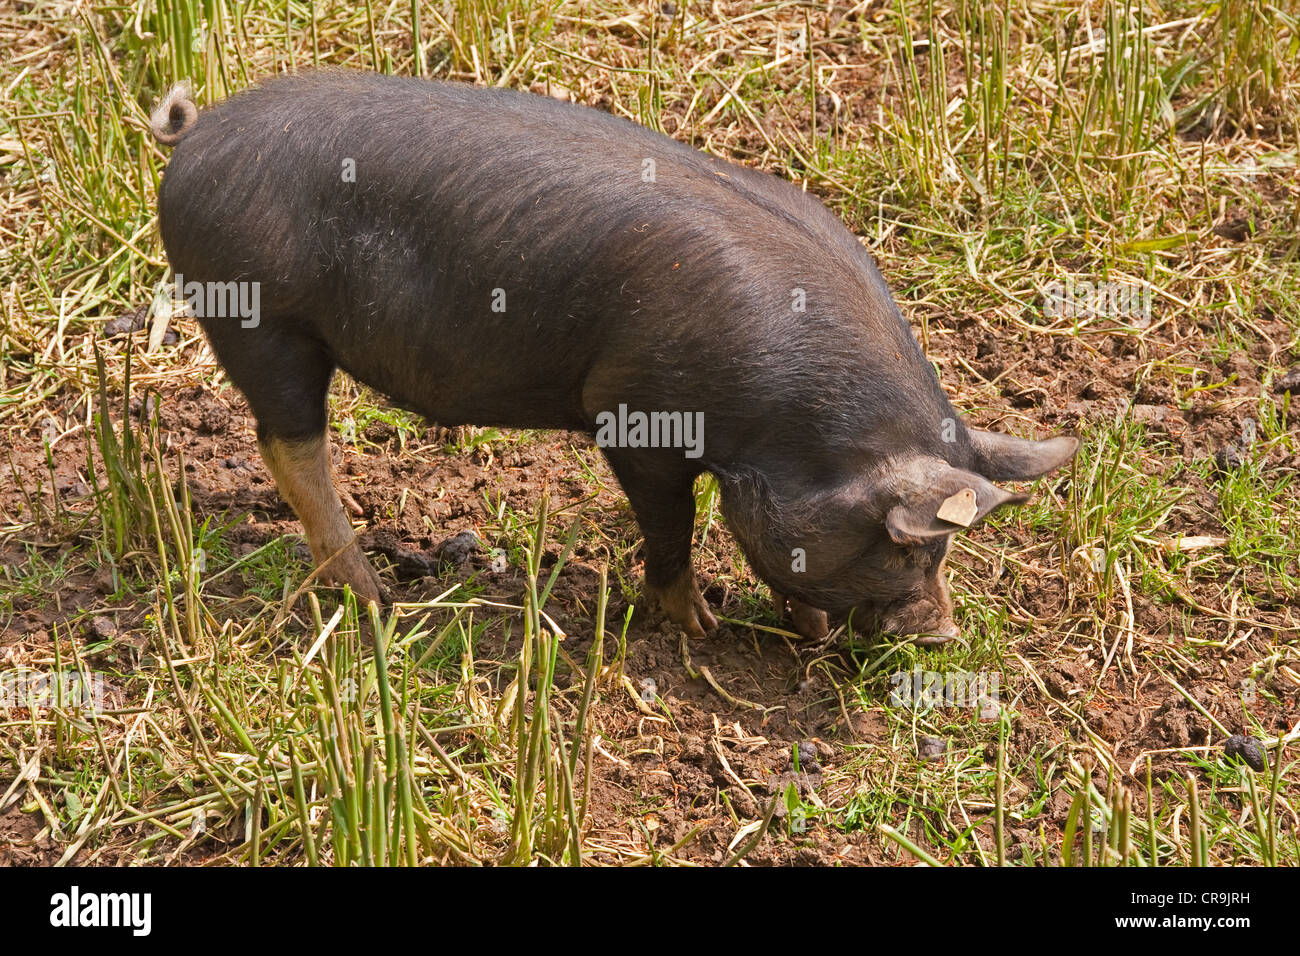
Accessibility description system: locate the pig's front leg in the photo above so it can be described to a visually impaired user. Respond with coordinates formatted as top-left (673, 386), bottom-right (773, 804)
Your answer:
top-left (646, 564), bottom-right (718, 640)
top-left (604, 451), bottom-right (717, 639)
top-left (771, 591), bottom-right (829, 641)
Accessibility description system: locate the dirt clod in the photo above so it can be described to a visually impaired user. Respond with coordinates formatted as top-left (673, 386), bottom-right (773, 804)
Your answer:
top-left (102, 305), bottom-right (148, 337)
top-left (435, 529), bottom-right (482, 567)
top-left (917, 736), bottom-right (947, 761)
top-left (1043, 662), bottom-right (1089, 700)
top-left (198, 402), bottom-right (230, 434)
top-left (1224, 735), bottom-right (1266, 772)
top-left (677, 734), bottom-right (705, 763)
top-left (103, 304), bottom-right (178, 345)
top-left (87, 615), bottom-right (117, 642)
top-left (1212, 443), bottom-right (1245, 474)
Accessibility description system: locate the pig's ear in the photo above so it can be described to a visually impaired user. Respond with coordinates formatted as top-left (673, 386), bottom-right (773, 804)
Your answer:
top-left (884, 467), bottom-right (1028, 546)
top-left (969, 430), bottom-right (1080, 482)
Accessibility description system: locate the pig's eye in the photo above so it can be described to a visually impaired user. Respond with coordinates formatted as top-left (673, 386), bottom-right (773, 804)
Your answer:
top-left (906, 540), bottom-right (951, 573)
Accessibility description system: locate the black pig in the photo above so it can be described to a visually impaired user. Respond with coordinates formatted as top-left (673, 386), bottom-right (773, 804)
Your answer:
top-left (150, 71), bottom-right (1077, 643)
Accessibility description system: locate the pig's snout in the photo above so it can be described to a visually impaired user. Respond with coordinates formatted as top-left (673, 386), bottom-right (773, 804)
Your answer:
top-left (913, 619), bottom-right (960, 646)
top-left (877, 606), bottom-right (960, 646)
top-left (866, 579), bottom-right (960, 646)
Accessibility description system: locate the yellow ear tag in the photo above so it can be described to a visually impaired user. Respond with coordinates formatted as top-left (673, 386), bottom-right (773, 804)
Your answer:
top-left (936, 488), bottom-right (978, 527)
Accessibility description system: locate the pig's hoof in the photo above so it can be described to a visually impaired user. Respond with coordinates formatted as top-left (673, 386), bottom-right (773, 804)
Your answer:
top-left (789, 600), bottom-right (828, 642)
top-left (772, 592), bottom-right (829, 642)
top-left (320, 541), bottom-right (388, 607)
top-left (646, 569), bottom-right (717, 639)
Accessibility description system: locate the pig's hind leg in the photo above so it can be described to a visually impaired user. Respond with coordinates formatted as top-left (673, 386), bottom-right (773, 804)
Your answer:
top-left (259, 434), bottom-right (385, 606)
top-left (205, 321), bottom-right (385, 606)
top-left (603, 451), bottom-right (718, 639)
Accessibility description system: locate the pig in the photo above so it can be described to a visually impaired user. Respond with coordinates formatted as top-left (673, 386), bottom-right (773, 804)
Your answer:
top-left (150, 70), bottom-right (1077, 645)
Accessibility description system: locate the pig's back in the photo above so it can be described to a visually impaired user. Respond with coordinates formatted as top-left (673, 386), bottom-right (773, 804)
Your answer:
top-left (159, 71), bottom-right (943, 452)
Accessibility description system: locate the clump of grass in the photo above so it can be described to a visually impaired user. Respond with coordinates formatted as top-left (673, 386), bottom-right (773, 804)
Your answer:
top-left (1212, 0), bottom-right (1299, 130)
top-left (87, 343), bottom-right (151, 561)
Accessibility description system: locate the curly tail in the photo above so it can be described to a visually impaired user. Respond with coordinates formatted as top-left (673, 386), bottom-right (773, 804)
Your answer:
top-left (150, 82), bottom-right (198, 146)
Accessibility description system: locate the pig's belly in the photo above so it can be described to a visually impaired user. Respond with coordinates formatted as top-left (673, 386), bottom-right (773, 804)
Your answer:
top-left (327, 321), bottom-right (597, 433)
